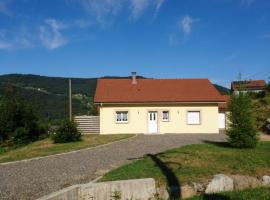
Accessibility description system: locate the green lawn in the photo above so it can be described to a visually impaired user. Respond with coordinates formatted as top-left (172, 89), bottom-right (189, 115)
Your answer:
top-left (0, 134), bottom-right (134, 163)
top-left (102, 141), bottom-right (270, 186)
top-left (186, 187), bottom-right (270, 200)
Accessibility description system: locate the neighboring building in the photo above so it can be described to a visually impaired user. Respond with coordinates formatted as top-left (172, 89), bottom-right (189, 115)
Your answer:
top-left (94, 72), bottom-right (226, 134)
top-left (231, 80), bottom-right (266, 93)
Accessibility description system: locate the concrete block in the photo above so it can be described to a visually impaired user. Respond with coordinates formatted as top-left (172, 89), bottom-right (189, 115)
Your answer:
top-left (38, 178), bottom-right (156, 200)
top-left (79, 178), bottom-right (156, 200)
top-left (38, 185), bottom-right (80, 200)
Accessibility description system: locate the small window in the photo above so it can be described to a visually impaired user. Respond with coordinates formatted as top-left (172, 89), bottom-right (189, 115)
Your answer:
top-left (116, 111), bottom-right (128, 123)
top-left (162, 111), bottom-right (169, 122)
top-left (187, 111), bottom-right (200, 125)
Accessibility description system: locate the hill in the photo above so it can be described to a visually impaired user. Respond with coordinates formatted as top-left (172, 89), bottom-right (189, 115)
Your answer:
top-left (0, 82), bottom-right (89, 120)
top-left (213, 84), bottom-right (230, 95)
top-left (0, 74), bottom-right (230, 120)
top-left (0, 74), bottom-right (97, 96)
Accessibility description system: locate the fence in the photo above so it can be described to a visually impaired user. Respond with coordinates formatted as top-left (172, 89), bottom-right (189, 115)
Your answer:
top-left (74, 116), bottom-right (100, 134)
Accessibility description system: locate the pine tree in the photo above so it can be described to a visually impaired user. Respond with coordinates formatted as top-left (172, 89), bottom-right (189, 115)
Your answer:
top-left (226, 92), bottom-right (258, 148)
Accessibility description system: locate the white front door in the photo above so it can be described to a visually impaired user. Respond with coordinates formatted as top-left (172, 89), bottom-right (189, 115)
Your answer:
top-left (148, 111), bottom-right (158, 133)
top-left (219, 113), bottom-right (226, 129)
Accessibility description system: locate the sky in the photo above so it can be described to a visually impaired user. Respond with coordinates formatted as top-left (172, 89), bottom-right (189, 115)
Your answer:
top-left (0, 0), bottom-right (270, 87)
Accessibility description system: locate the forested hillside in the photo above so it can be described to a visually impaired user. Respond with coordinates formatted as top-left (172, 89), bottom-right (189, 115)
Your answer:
top-left (0, 82), bottom-right (89, 120)
top-left (0, 74), bottom-right (97, 96)
top-left (213, 84), bottom-right (230, 95)
top-left (0, 74), bottom-right (230, 120)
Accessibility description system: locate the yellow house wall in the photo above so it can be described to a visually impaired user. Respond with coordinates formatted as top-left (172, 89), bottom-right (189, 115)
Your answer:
top-left (99, 104), bottom-right (220, 134)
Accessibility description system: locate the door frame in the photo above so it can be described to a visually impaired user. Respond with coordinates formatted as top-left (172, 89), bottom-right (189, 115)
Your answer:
top-left (147, 111), bottom-right (159, 134)
top-left (218, 112), bottom-right (226, 130)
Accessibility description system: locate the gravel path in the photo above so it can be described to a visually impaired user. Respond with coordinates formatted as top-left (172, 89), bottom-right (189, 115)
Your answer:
top-left (0, 134), bottom-right (225, 200)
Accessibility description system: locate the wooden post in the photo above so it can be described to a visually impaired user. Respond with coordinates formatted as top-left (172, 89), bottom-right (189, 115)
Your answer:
top-left (69, 79), bottom-right (72, 121)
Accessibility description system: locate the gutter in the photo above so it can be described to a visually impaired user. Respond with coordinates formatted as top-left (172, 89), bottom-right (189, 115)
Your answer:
top-left (94, 101), bottom-right (226, 105)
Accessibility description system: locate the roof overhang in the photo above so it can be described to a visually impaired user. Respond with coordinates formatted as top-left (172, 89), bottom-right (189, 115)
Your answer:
top-left (94, 101), bottom-right (226, 105)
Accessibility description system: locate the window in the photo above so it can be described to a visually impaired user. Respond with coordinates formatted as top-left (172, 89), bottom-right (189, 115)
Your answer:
top-left (116, 111), bottom-right (128, 123)
top-left (187, 111), bottom-right (200, 125)
top-left (162, 111), bottom-right (169, 121)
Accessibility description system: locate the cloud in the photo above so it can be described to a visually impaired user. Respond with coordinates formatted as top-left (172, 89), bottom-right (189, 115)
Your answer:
top-left (79, 0), bottom-right (123, 25)
top-left (0, 27), bottom-right (33, 50)
top-left (130, 0), bottom-right (166, 20)
top-left (77, 0), bottom-right (166, 24)
top-left (156, 0), bottom-right (165, 11)
top-left (180, 15), bottom-right (195, 36)
top-left (39, 18), bottom-right (94, 49)
top-left (168, 15), bottom-right (198, 46)
top-left (0, 38), bottom-right (32, 50)
top-left (0, 0), bottom-right (13, 17)
top-left (0, 17), bottom-right (92, 51)
top-left (130, 0), bottom-right (150, 20)
top-left (39, 19), bottom-right (68, 49)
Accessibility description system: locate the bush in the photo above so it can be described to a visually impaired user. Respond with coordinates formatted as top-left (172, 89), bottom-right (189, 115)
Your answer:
top-left (37, 121), bottom-right (49, 139)
top-left (12, 127), bottom-right (31, 146)
top-left (226, 93), bottom-right (258, 148)
top-left (50, 120), bottom-right (81, 143)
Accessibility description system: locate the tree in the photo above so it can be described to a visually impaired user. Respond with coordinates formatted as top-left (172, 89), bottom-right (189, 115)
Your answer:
top-left (266, 82), bottom-right (270, 93)
top-left (89, 103), bottom-right (98, 116)
top-left (226, 92), bottom-right (258, 148)
top-left (0, 86), bottom-right (19, 144)
top-left (0, 85), bottom-right (41, 147)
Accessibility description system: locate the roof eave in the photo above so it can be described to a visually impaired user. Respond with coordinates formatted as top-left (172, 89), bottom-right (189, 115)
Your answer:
top-left (94, 101), bottom-right (226, 105)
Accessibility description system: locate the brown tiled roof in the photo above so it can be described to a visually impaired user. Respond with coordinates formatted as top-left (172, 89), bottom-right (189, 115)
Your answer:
top-left (231, 80), bottom-right (266, 91)
top-left (94, 78), bottom-right (225, 103)
top-left (219, 95), bottom-right (230, 111)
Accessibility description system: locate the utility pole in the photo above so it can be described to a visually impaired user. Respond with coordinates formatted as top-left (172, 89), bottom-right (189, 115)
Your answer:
top-left (69, 79), bottom-right (72, 121)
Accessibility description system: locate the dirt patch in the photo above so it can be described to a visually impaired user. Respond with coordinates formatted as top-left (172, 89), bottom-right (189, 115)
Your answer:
top-left (260, 134), bottom-right (270, 141)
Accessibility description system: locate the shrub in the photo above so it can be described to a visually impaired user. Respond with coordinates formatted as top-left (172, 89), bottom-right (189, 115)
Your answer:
top-left (226, 92), bottom-right (258, 148)
top-left (12, 127), bottom-right (31, 146)
top-left (37, 121), bottom-right (49, 139)
top-left (50, 120), bottom-right (81, 143)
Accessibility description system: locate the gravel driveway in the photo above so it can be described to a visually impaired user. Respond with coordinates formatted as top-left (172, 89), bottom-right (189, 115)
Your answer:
top-left (0, 134), bottom-right (225, 200)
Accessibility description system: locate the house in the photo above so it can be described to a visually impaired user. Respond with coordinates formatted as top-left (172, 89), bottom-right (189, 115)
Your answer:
top-left (94, 72), bottom-right (226, 134)
top-left (231, 80), bottom-right (266, 94)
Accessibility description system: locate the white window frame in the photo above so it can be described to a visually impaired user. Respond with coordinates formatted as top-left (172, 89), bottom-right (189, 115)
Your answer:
top-left (115, 111), bottom-right (129, 123)
top-left (162, 111), bottom-right (170, 122)
top-left (187, 111), bottom-right (201, 125)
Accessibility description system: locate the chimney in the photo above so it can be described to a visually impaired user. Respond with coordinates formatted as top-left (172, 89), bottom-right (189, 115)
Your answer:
top-left (131, 72), bottom-right (137, 84)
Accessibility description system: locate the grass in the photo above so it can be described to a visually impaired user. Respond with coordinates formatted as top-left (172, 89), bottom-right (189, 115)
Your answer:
top-left (101, 141), bottom-right (270, 186)
top-left (186, 187), bottom-right (270, 200)
top-left (0, 134), bottom-right (134, 163)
